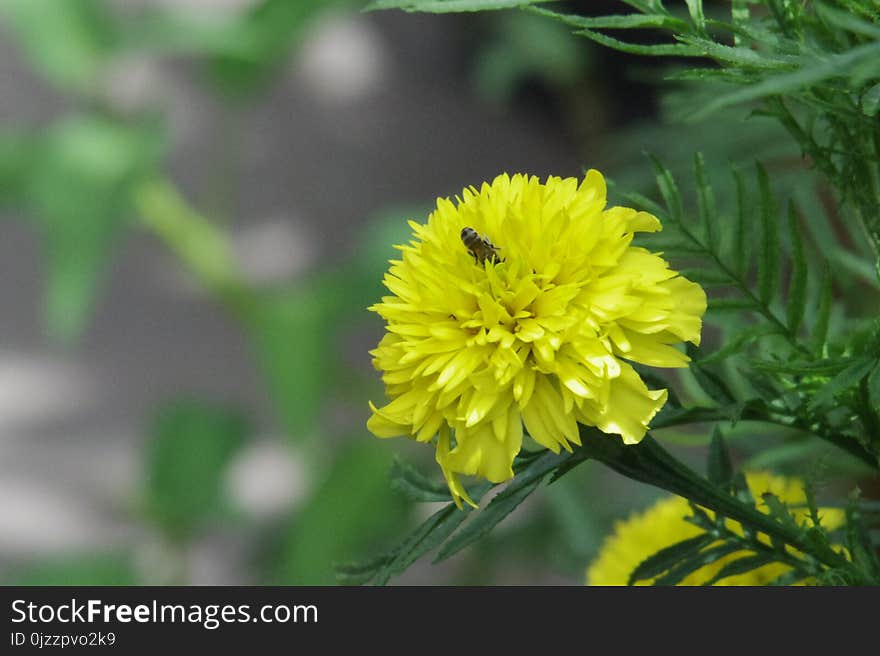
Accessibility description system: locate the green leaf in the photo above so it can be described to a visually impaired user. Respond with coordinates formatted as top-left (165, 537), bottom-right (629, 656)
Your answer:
top-left (759, 492), bottom-right (801, 532)
top-left (756, 163), bottom-right (779, 306)
top-left (844, 495), bottom-right (880, 580)
top-left (677, 35), bottom-right (799, 70)
top-left (832, 249), bottom-right (880, 292)
top-left (707, 296), bottom-right (757, 312)
top-left (273, 440), bottom-right (406, 585)
top-left (434, 450), bottom-right (565, 562)
top-left (703, 552), bottom-right (779, 585)
top-left (628, 533), bottom-right (717, 585)
top-left (576, 28), bottom-right (704, 58)
top-left (808, 357), bottom-right (878, 411)
top-left (653, 542), bottom-right (745, 585)
top-left (529, 7), bottom-right (688, 32)
top-left (245, 285), bottom-right (335, 440)
top-left (750, 356), bottom-right (860, 376)
top-left (738, 367), bottom-right (781, 403)
top-left (690, 365), bottom-right (736, 405)
top-left (335, 553), bottom-right (393, 586)
top-left (579, 429), bottom-right (856, 575)
top-left (768, 569), bottom-right (809, 585)
top-left (689, 41), bottom-right (880, 120)
top-left (8, 553), bottom-right (137, 586)
top-left (812, 262), bottom-right (833, 354)
top-left (390, 458), bottom-right (452, 503)
top-left (868, 364), bottom-right (880, 416)
top-left (374, 508), bottom-right (465, 584)
top-left (731, 471), bottom-right (754, 505)
top-left (636, 235), bottom-right (705, 254)
top-left (684, 0), bottom-right (706, 34)
top-left (697, 324), bottom-right (779, 364)
top-left (374, 486), bottom-right (491, 585)
top-left (355, 454), bottom-right (573, 584)
top-left (861, 82), bottom-right (880, 117)
top-left (786, 203), bottom-right (808, 334)
top-left (619, 190), bottom-right (666, 218)
top-left (707, 427), bottom-right (733, 487)
top-left (803, 479), bottom-right (821, 528)
top-left (666, 67), bottom-right (752, 83)
top-left (652, 400), bottom-right (766, 430)
top-left (693, 153), bottom-right (718, 252)
top-left (678, 267), bottom-right (730, 287)
top-left (649, 155), bottom-right (685, 223)
top-left (730, 0), bottom-right (749, 28)
top-left (687, 347), bottom-right (737, 405)
top-left (619, 0), bottom-right (666, 12)
top-left (744, 439), bottom-right (829, 471)
top-left (145, 400), bottom-right (249, 539)
top-left (731, 164), bottom-right (751, 277)
top-left (815, 2), bottom-right (880, 39)
top-left (366, 0), bottom-right (553, 13)
top-left (0, 0), bottom-right (118, 92)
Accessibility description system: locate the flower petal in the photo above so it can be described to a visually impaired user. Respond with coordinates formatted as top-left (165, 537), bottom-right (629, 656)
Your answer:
top-left (579, 361), bottom-right (667, 444)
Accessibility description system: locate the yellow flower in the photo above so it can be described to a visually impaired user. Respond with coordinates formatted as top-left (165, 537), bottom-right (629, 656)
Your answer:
top-left (586, 471), bottom-right (846, 586)
top-left (367, 172), bottom-right (706, 506)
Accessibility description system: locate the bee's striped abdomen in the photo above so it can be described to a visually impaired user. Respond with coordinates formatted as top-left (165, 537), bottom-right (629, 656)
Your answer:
top-left (460, 226), bottom-right (502, 265)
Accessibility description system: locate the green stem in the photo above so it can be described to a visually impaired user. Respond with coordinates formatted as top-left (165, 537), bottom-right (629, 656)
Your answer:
top-left (572, 427), bottom-right (867, 581)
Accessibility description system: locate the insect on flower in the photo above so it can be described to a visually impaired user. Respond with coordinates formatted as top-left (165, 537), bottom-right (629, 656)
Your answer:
top-left (460, 226), bottom-right (502, 265)
top-left (367, 172), bottom-right (707, 508)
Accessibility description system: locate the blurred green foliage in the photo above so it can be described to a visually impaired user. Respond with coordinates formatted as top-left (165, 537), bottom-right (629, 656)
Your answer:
top-left (473, 11), bottom-right (588, 103)
top-left (9, 554), bottom-right (138, 586)
top-left (0, 0), bottom-right (118, 93)
top-left (144, 401), bottom-right (249, 541)
top-left (270, 440), bottom-right (409, 585)
top-left (0, 0), bottom-right (422, 586)
top-left (3, 0), bottom-right (877, 585)
top-left (31, 116), bottom-right (164, 341)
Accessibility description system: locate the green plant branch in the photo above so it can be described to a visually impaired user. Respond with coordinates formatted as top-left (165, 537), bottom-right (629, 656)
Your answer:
top-left (134, 177), bottom-right (257, 318)
top-left (570, 428), bottom-right (867, 582)
top-left (670, 506), bottom-right (820, 585)
top-left (352, 414), bottom-right (874, 585)
top-left (670, 202), bottom-right (812, 357)
top-left (769, 94), bottom-right (880, 275)
top-left (527, 0), bottom-right (880, 277)
top-left (721, 528), bottom-right (813, 575)
top-left (654, 401), bottom-right (879, 471)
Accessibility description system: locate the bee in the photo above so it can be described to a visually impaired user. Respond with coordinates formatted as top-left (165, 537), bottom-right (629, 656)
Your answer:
top-left (460, 226), bottom-right (502, 265)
